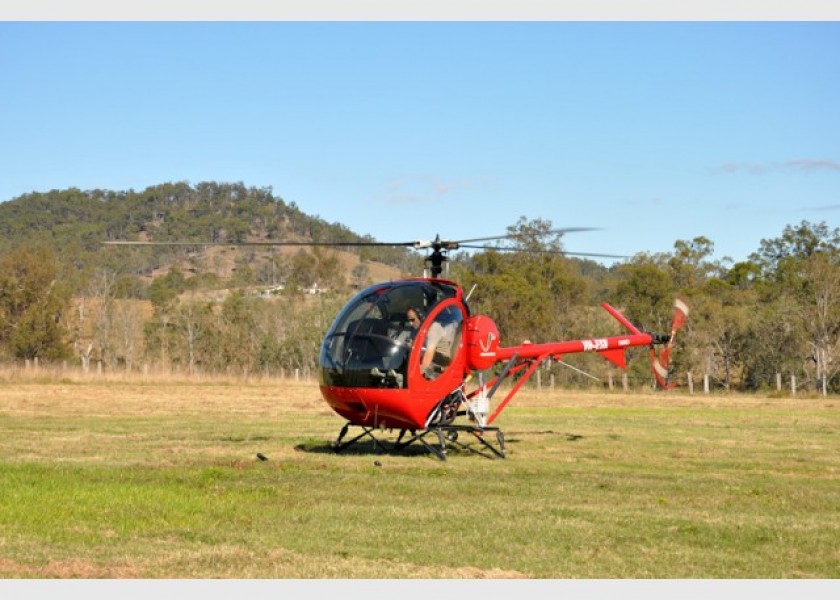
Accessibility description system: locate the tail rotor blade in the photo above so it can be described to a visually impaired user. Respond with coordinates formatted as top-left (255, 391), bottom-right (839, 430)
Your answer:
top-left (651, 347), bottom-right (674, 390)
top-left (651, 297), bottom-right (690, 390)
top-left (671, 297), bottom-right (690, 338)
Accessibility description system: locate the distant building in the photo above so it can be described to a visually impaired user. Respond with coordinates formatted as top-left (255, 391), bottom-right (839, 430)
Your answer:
top-left (303, 283), bottom-right (327, 295)
top-left (258, 284), bottom-right (286, 297)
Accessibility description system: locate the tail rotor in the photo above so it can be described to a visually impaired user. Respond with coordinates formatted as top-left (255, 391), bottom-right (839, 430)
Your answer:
top-left (651, 298), bottom-right (690, 389)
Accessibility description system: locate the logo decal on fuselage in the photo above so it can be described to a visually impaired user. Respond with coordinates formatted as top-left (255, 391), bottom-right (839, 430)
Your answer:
top-left (479, 332), bottom-right (496, 353)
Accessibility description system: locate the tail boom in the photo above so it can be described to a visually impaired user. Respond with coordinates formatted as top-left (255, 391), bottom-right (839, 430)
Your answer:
top-left (489, 300), bottom-right (688, 391)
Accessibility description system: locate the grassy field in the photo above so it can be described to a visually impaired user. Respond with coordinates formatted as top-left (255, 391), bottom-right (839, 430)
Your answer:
top-left (0, 370), bottom-right (837, 578)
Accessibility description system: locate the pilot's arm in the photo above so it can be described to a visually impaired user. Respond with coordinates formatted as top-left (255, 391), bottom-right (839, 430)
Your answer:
top-left (421, 322), bottom-right (444, 377)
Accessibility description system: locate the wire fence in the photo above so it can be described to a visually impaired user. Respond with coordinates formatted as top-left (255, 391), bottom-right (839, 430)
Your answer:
top-left (9, 357), bottom-right (833, 398)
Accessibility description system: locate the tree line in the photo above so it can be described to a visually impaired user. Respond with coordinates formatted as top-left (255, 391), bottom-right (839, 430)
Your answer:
top-left (0, 184), bottom-right (838, 393)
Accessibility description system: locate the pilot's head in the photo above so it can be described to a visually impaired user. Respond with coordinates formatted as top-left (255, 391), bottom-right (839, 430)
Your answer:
top-left (406, 307), bottom-right (424, 329)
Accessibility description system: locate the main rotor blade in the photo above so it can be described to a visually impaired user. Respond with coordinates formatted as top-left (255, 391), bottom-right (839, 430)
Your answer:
top-left (103, 240), bottom-right (417, 247)
top-left (457, 244), bottom-right (627, 259)
top-left (452, 227), bottom-right (599, 245)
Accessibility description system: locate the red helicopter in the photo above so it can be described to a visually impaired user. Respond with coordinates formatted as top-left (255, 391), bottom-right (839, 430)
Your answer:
top-left (106, 229), bottom-right (689, 460)
top-left (316, 233), bottom-right (688, 460)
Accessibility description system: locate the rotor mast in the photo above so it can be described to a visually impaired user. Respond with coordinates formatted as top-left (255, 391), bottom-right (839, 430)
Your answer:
top-left (416, 234), bottom-right (459, 279)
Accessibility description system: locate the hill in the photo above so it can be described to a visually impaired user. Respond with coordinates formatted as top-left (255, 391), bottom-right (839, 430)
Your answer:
top-left (0, 181), bottom-right (411, 294)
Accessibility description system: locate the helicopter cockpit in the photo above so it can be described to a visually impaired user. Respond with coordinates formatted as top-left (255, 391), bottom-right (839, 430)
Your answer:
top-left (319, 280), bottom-right (464, 389)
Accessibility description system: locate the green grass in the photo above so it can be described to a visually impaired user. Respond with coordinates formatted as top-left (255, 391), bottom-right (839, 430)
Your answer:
top-left (0, 379), bottom-right (838, 578)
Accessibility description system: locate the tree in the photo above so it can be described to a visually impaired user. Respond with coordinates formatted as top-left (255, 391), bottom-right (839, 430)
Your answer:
top-left (789, 252), bottom-right (840, 390)
top-left (752, 221), bottom-right (840, 391)
top-left (610, 260), bottom-right (675, 332)
top-left (0, 243), bottom-right (72, 360)
top-left (688, 280), bottom-right (754, 390)
top-left (112, 299), bottom-right (145, 371)
top-left (668, 236), bottom-right (722, 290)
top-left (740, 295), bottom-right (804, 390)
top-left (505, 215), bottom-right (566, 253)
top-left (218, 291), bottom-right (259, 373)
top-left (751, 220), bottom-right (840, 279)
top-left (172, 296), bottom-right (215, 374)
top-left (74, 267), bottom-right (118, 371)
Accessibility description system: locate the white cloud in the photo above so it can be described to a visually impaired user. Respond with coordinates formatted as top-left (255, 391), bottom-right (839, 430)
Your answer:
top-left (379, 175), bottom-right (474, 205)
top-left (720, 159), bottom-right (840, 175)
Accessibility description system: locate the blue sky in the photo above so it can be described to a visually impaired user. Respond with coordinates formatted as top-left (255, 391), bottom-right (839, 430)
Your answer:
top-left (1, 20), bottom-right (839, 265)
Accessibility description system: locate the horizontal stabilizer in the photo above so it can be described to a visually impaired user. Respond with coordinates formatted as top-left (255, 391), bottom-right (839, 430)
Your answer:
top-left (599, 348), bottom-right (627, 369)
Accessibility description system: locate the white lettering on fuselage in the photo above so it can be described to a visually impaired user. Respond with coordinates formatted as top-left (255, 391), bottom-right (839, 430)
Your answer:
top-left (582, 338), bottom-right (609, 352)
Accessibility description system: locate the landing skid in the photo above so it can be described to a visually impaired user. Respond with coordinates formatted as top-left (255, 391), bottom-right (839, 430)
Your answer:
top-left (333, 422), bottom-right (506, 461)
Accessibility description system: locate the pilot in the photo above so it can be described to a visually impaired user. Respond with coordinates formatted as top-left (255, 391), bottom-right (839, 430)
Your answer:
top-left (420, 311), bottom-right (457, 379)
top-left (391, 306), bottom-right (423, 345)
top-left (404, 307), bottom-right (423, 338)
top-left (374, 307), bottom-right (424, 387)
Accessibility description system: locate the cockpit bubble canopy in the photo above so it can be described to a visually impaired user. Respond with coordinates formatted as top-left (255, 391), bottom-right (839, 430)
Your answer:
top-left (319, 280), bottom-right (462, 388)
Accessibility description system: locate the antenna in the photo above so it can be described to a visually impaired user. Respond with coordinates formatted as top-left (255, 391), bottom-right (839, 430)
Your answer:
top-left (465, 283), bottom-right (477, 303)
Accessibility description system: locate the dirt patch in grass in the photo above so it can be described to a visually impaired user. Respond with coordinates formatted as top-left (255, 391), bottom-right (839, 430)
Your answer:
top-left (0, 557), bottom-right (142, 578)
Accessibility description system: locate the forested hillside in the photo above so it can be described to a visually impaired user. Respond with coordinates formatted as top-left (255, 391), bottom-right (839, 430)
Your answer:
top-left (0, 181), bottom-right (415, 276)
top-left (1, 182), bottom-right (838, 394)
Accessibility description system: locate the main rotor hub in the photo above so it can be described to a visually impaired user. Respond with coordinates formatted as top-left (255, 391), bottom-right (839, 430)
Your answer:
top-left (420, 235), bottom-right (461, 278)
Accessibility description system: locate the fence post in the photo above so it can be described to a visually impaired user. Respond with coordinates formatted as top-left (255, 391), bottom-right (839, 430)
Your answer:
top-left (550, 373), bottom-right (555, 391)
top-left (622, 373), bottom-right (628, 391)
top-left (687, 372), bottom-right (694, 395)
top-left (536, 370), bottom-right (542, 391)
top-left (703, 374), bottom-right (710, 394)
top-left (791, 374), bottom-right (796, 396)
top-left (776, 372), bottom-right (782, 392)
